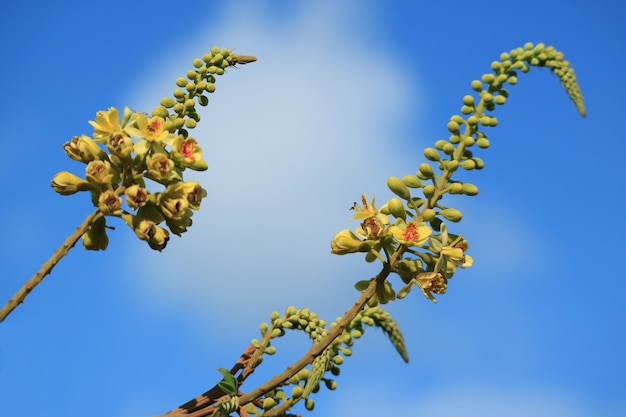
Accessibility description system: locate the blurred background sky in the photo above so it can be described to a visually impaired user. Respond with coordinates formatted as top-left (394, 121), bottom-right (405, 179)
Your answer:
top-left (1, 1), bottom-right (625, 416)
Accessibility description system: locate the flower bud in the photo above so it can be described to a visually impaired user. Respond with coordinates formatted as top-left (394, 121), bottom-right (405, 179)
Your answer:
top-left (106, 133), bottom-right (133, 161)
top-left (422, 208), bottom-right (436, 221)
top-left (418, 163), bottom-right (435, 179)
top-left (51, 171), bottom-right (91, 195)
top-left (146, 153), bottom-right (178, 181)
top-left (423, 147), bottom-right (440, 161)
top-left (262, 398), bottom-right (276, 411)
top-left (462, 183), bottom-right (479, 196)
top-left (98, 190), bottom-right (122, 215)
top-left (124, 215), bottom-right (169, 251)
top-left (63, 135), bottom-right (107, 163)
top-left (125, 185), bottom-right (149, 209)
top-left (387, 198), bottom-right (406, 220)
top-left (387, 176), bottom-right (411, 200)
top-left (440, 208), bottom-right (462, 222)
top-left (85, 160), bottom-right (114, 185)
top-left (402, 175), bottom-right (423, 188)
top-left (447, 183), bottom-right (463, 194)
top-left (82, 216), bottom-right (108, 251)
top-left (330, 230), bottom-right (370, 255)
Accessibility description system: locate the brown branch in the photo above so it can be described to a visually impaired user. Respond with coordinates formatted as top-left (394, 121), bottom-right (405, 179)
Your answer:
top-left (156, 250), bottom-right (402, 417)
top-left (0, 209), bottom-right (104, 323)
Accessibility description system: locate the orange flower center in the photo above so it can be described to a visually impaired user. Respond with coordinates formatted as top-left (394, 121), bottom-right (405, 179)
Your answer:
top-left (402, 222), bottom-right (419, 241)
top-left (181, 139), bottom-right (197, 160)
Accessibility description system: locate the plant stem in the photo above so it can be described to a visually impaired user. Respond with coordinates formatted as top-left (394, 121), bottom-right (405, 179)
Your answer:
top-left (160, 249), bottom-right (404, 417)
top-left (0, 209), bottom-right (103, 323)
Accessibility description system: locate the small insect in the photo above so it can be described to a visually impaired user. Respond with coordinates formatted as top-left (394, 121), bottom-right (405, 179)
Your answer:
top-left (350, 202), bottom-right (357, 210)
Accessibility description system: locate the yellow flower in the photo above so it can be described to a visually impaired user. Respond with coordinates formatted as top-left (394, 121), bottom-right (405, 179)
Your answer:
top-left (171, 136), bottom-right (208, 170)
top-left (146, 153), bottom-right (179, 181)
top-left (351, 194), bottom-right (390, 239)
top-left (89, 108), bottom-right (122, 141)
top-left (389, 221), bottom-right (432, 246)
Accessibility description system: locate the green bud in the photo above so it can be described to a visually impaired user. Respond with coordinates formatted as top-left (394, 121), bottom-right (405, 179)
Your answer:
top-left (471, 80), bottom-right (483, 91)
top-left (440, 208), bottom-right (462, 222)
top-left (491, 61), bottom-right (501, 71)
top-left (51, 171), bottom-right (91, 195)
top-left (482, 92), bottom-right (493, 102)
top-left (325, 379), bottom-right (338, 390)
top-left (270, 311), bottom-right (280, 321)
top-left (330, 229), bottom-right (370, 255)
top-left (449, 134), bottom-right (460, 144)
top-left (351, 329), bottom-right (362, 339)
top-left (387, 176), bottom-right (411, 200)
top-left (418, 163), bottom-right (434, 179)
top-left (152, 105), bottom-right (169, 119)
top-left (262, 397), bottom-right (276, 411)
top-left (482, 73), bottom-right (495, 84)
top-left (192, 58), bottom-right (203, 68)
top-left (305, 398), bottom-right (315, 411)
top-left (332, 355), bottom-right (344, 365)
top-left (175, 77), bottom-right (187, 87)
top-left (423, 185), bottom-right (435, 198)
top-left (387, 198), bottom-right (407, 220)
top-left (185, 82), bottom-right (196, 93)
top-left (476, 137), bottom-right (490, 148)
top-left (473, 157), bottom-right (485, 169)
top-left (447, 120), bottom-right (460, 133)
top-left (442, 143), bottom-right (455, 155)
top-left (463, 136), bottom-right (475, 147)
top-left (184, 98), bottom-right (195, 109)
top-left (265, 346), bottom-right (277, 355)
top-left (402, 175), bottom-right (423, 188)
top-left (461, 105), bottom-right (473, 115)
top-left (206, 83), bottom-right (216, 93)
top-left (443, 160), bottom-right (459, 172)
top-left (462, 183), bottom-right (479, 196)
top-left (184, 118), bottom-right (197, 129)
top-left (424, 147), bottom-right (440, 161)
top-left (271, 328), bottom-right (284, 337)
top-left (422, 208), bottom-right (436, 221)
top-left (447, 183), bottom-right (463, 194)
top-left (467, 115), bottom-right (479, 126)
top-left (198, 95), bottom-right (209, 106)
top-left (462, 95), bottom-right (475, 106)
top-left (462, 159), bottom-right (476, 170)
top-left (173, 89), bottom-right (185, 100)
top-left (435, 139), bottom-right (447, 150)
top-left (208, 65), bottom-right (218, 74)
top-left (82, 216), bottom-right (108, 251)
top-left (160, 97), bottom-right (176, 108)
top-left (291, 386), bottom-right (303, 399)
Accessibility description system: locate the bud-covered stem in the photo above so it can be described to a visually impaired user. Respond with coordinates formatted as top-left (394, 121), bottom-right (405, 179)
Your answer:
top-left (158, 251), bottom-right (401, 417)
top-left (0, 209), bottom-right (104, 322)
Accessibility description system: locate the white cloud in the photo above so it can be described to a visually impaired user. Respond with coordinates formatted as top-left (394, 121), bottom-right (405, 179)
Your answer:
top-left (124, 1), bottom-right (419, 327)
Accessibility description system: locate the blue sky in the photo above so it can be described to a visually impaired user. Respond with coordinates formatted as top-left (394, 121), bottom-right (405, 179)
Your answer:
top-left (1, 1), bottom-right (624, 416)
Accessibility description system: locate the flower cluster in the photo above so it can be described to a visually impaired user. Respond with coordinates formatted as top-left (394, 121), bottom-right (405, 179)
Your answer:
top-left (51, 47), bottom-right (256, 251)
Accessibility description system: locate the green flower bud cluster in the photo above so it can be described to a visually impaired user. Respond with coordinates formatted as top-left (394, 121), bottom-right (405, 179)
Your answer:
top-left (51, 48), bottom-right (256, 251)
top-left (154, 47), bottom-right (255, 138)
top-left (332, 42), bottom-right (584, 306)
top-left (248, 305), bottom-right (405, 414)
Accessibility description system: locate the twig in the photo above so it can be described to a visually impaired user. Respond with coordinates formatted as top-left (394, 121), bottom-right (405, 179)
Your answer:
top-left (0, 209), bottom-right (103, 322)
